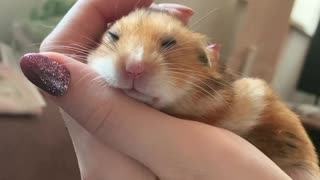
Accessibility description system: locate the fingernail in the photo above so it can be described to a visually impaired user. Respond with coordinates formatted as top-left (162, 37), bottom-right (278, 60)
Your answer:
top-left (20, 53), bottom-right (71, 96)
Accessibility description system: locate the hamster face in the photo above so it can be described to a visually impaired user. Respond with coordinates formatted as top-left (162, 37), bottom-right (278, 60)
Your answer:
top-left (88, 9), bottom-right (219, 109)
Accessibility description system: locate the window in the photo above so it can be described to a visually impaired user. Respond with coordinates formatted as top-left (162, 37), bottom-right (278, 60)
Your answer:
top-left (291, 0), bottom-right (320, 36)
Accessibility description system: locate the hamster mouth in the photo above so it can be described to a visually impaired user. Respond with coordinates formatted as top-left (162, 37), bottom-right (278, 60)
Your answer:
top-left (123, 88), bottom-right (159, 106)
top-left (124, 89), bottom-right (148, 97)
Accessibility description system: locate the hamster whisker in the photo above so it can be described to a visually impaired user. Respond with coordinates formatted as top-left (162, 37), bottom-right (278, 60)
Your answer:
top-left (41, 45), bottom-right (92, 55)
top-left (161, 40), bottom-right (200, 54)
top-left (160, 62), bottom-right (212, 70)
top-left (95, 78), bottom-right (110, 88)
top-left (89, 76), bottom-right (113, 91)
top-left (80, 78), bottom-right (113, 128)
top-left (220, 64), bottom-right (243, 77)
top-left (40, 49), bottom-right (89, 62)
top-left (68, 42), bottom-right (95, 49)
top-left (160, 62), bottom-right (205, 67)
top-left (41, 43), bottom-right (94, 52)
top-left (190, 7), bottom-right (221, 29)
top-left (102, 39), bottom-right (118, 52)
top-left (162, 50), bottom-right (207, 59)
top-left (168, 71), bottom-right (226, 102)
top-left (73, 71), bottom-right (98, 89)
top-left (41, 42), bottom-right (116, 62)
top-left (90, 73), bottom-right (114, 84)
top-left (168, 75), bottom-right (222, 104)
top-left (161, 58), bottom-right (243, 79)
top-left (56, 54), bottom-right (89, 63)
top-left (31, 40), bottom-right (93, 53)
top-left (190, 1), bottom-right (235, 30)
top-left (162, 62), bottom-right (237, 87)
top-left (166, 77), bottom-right (215, 104)
top-left (162, 61), bottom-right (235, 81)
top-left (52, 26), bottom-right (102, 46)
top-left (160, 39), bottom-right (195, 52)
top-left (162, 46), bottom-right (200, 56)
top-left (35, 23), bottom-right (102, 48)
top-left (162, 79), bottom-right (212, 120)
top-left (166, 68), bottom-right (233, 89)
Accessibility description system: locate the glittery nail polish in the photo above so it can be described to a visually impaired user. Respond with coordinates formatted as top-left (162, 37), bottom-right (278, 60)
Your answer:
top-left (20, 53), bottom-right (71, 96)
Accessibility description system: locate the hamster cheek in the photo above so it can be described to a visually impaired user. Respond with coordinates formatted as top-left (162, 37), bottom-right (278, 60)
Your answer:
top-left (88, 56), bottom-right (118, 85)
top-left (152, 74), bottom-right (192, 108)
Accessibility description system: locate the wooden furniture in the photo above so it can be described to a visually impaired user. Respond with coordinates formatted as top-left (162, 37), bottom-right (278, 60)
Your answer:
top-left (0, 43), bottom-right (46, 115)
top-left (227, 0), bottom-right (294, 82)
top-left (0, 97), bottom-right (80, 180)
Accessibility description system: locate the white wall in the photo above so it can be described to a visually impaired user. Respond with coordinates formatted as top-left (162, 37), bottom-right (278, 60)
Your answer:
top-left (272, 29), bottom-right (310, 100)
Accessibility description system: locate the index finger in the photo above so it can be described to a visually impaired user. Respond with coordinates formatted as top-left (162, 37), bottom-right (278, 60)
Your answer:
top-left (40, 0), bottom-right (153, 54)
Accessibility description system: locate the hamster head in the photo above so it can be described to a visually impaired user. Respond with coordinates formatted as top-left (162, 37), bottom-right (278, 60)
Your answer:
top-left (88, 9), bottom-right (222, 109)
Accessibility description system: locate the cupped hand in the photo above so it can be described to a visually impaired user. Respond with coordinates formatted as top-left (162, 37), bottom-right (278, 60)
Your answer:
top-left (20, 0), bottom-right (291, 179)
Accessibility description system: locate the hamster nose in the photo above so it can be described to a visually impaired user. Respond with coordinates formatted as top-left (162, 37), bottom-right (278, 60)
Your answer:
top-left (125, 62), bottom-right (145, 79)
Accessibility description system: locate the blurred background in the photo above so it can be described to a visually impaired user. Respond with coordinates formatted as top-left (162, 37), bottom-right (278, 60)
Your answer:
top-left (0, 0), bottom-right (319, 179)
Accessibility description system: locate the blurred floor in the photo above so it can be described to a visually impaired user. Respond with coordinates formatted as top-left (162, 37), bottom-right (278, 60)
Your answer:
top-left (0, 97), bottom-right (80, 180)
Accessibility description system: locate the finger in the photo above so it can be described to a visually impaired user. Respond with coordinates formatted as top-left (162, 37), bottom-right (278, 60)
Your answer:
top-left (151, 3), bottom-right (194, 25)
top-left (62, 112), bottom-right (156, 180)
top-left (40, 0), bottom-right (153, 54)
top-left (20, 53), bottom-right (290, 180)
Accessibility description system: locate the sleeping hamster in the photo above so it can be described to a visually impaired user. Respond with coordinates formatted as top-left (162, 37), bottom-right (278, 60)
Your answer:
top-left (87, 8), bottom-right (320, 179)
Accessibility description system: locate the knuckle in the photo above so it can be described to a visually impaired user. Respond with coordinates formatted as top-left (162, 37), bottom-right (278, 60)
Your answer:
top-left (84, 92), bottom-right (118, 137)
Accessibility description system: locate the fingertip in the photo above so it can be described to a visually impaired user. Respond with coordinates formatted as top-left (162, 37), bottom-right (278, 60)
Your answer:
top-left (20, 53), bottom-right (71, 96)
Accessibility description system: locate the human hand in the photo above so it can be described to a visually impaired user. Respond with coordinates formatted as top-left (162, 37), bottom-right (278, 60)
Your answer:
top-left (20, 0), bottom-right (291, 179)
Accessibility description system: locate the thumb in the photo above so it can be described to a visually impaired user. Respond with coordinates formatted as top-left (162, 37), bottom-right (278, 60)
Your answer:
top-left (19, 52), bottom-right (145, 131)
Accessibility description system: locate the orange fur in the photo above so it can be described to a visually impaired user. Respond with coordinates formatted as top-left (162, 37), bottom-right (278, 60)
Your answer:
top-left (88, 9), bottom-right (320, 179)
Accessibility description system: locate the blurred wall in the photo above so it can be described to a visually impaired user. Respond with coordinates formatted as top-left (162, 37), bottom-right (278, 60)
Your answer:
top-left (0, 0), bottom-right (245, 60)
top-left (272, 28), bottom-right (320, 105)
top-left (0, 0), bottom-right (39, 43)
top-left (272, 29), bottom-right (311, 102)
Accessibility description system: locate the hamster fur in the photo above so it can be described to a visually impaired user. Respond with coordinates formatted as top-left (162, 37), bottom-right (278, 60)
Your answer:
top-left (87, 9), bottom-right (320, 179)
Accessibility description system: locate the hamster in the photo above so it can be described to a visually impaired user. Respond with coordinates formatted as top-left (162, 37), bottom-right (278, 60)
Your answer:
top-left (87, 8), bottom-right (320, 179)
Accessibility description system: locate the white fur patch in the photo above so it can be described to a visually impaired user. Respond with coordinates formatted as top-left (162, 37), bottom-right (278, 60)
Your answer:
top-left (285, 166), bottom-right (320, 180)
top-left (89, 57), bottom-right (115, 82)
top-left (217, 78), bottom-right (267, 135)
top-left (134, 47), bottom-right (144, 62)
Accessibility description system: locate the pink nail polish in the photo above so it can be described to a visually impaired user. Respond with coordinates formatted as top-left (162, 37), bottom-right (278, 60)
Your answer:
top-left (20, 53), bottom-right (71, 96)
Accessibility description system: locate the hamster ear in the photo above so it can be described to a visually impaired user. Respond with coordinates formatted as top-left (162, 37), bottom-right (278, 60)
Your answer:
top-left (107, 22), bottom-right (114, 29)
top-left (207, 44), bottom-right (221, 62)
top-left (151, 3), bottom-right (194, 25)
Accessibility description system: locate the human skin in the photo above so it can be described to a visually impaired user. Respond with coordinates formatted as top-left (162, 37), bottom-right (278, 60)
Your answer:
top-left (20, 0), bottom-right (292, 179)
